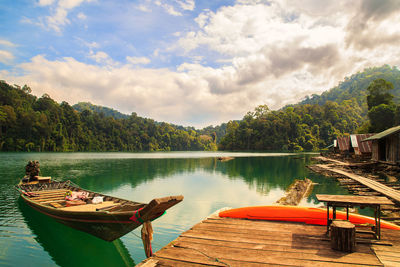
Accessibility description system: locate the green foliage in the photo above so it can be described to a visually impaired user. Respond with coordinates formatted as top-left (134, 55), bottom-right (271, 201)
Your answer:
top-left (219, 100), bottom-right (362, 151)
top-left (219, 65), bottom-right (400, 151)
top-left (366, 78), bottom-right (394, 110)
top-left (364, 78), bottom-right (397, 133)
top-left (299, 65), bottom-right (400, 113)
top-left (0, 81), bottom-right (216, 152)
top-left (73, 102), bottom-right (129, 120)
top-left (368, 104), bottom-right (396, 132)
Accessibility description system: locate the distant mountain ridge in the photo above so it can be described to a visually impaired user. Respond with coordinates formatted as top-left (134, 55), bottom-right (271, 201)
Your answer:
top-left (298, 65), bottom-right (400, 109)
top-left (218, 65), bottom-right (400, 151)
top-left (73, 102), bottom-right (129, 120)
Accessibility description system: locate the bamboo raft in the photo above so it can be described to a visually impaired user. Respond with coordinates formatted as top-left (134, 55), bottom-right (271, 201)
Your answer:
top-left (138, 214), bottom-right (400, 266)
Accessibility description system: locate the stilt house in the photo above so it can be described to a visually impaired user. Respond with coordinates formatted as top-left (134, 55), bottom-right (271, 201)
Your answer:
top-left (350, 134), bottom-right (374, 158)
top-left (363, 125), bottom-right (400, 164)
top-left (337, 136), bottom-right (351, 155)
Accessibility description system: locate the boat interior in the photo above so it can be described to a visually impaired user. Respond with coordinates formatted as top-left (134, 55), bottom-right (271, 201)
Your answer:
top-left (17, 179), bottom-right (145, 212)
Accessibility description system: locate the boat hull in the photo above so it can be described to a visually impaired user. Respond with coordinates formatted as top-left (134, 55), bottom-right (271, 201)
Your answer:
top-left (22, 194), bottom-right (142, 241)
top-left (219, 206), bottom-right (400, 230)
top-left (17, 181), bottom-right (183, 241)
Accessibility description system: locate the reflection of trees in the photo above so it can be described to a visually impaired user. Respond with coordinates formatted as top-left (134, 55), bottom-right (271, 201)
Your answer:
top-left (41, 155), bottom-right (348, 198)
top-left (44, 157), bottom-right (218, 192)
top-left (18, 199), bottom-right (135, 267)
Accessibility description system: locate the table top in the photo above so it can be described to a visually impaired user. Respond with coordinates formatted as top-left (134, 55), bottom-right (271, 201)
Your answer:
top-left (316, 194), bottom-right (394, 205)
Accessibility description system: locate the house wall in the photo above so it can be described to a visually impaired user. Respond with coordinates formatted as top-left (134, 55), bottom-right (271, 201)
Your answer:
top-left (371, 141), bottom-right (379, 161)
top-left (385, 133), bottom-right (400, 163)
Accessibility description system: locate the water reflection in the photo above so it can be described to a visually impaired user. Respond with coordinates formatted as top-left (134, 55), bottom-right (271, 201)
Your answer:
top-left (1, 152), bottom-right (350, 266)
top-left (18, 199), bottom-right (135, 267)
top-left (39, 155), bottom-right (344, 199)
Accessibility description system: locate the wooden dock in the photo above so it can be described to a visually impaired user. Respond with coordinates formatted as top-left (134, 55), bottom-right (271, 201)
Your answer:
top-left (314, 164), bottom-right (400, 204)
top-left (137, 215), bottom-right (400, 266)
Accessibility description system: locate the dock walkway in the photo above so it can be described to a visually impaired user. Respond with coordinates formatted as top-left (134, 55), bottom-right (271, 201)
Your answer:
top-left (315, 164), bottom-right (400, 204)
top-left (138, 216), bottom-right (400, 266)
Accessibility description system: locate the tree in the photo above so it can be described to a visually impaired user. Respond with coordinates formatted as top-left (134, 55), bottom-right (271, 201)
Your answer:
top-left (365, 79), bottom-right (396, 132)
top-left (368, 104), bottom-right (395, 132)
top-left (366, 78), bottom-right (394, 110)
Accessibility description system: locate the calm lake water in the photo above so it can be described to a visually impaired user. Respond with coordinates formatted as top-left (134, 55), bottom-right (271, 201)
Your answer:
top-left (0, 152), bottom-right (349, 266)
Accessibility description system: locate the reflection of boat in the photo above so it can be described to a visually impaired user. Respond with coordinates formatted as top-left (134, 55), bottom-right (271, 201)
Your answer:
top-left (18, 199), bottom-right (135, 267)
top-left (16, 180), bottom-right (183, 241)
top-left (219, 206), bottom-right (400, 230)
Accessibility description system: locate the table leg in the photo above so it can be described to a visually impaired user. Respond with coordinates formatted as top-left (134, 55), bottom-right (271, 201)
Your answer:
top-left (373, 206), bottom-right (381, 240)
top-left (378, 205), bottom-right (381, 240)
top-left (333, 206), bottom-right (336, 220)
top-left (327, 204), bottom-right (330, 234)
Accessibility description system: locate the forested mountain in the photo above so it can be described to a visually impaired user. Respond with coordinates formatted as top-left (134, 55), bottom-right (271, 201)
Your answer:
top-left (0, 81), bottom-right (217, 152)
top-left (219, 65), bottom-right (400, 151)
top-left (73, 102), bottom-right (129, 120)
top-left (2, 65), bottom-right (400, 152)
top-left (298, 65), bottom-right (400, 110)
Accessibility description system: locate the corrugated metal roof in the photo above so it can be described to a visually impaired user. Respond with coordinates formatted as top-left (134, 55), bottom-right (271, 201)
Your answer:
top-left (363, 125), bottom-right (400, 141)
top-left (355, 134), bottom-right (374, 153)
top-left (337, 136), bottom-right (350, 151)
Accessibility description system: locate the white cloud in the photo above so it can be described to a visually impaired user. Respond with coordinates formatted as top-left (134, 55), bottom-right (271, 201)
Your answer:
top-left (135, 0), bottom-right (195, 16)
top-left (126, 56), bottom-right (151, 65)
top-left (0, 40), bottom-right (16, 47)
top-left (0, 50), bottom-right (15, 64)
top-left (5, 0), bottom-right (400, 127)
top-left (75, 37), bottom-right (99, 49)
top-left (34, 0), bottom-right (94, 32)
top-left (89, 51), bottom-right (116, 66)
top-left (38, 0), bottom-right (55, 6)
top-left (155, 0), bottom-right (182, 16)
top-left (136, 4), bottom-right (151, 12)
top-left (3, 55), bottom-right (255, 127)
top-left (175, 0), bottom-right (400, 104)
top-left (77, 12), bottom-right (87, 20)
top-left (176, 0), bottom-right (195, 11)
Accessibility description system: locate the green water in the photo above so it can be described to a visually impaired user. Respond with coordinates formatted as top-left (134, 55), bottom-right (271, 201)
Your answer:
top-left (0, 152), bottom-right (348, 266)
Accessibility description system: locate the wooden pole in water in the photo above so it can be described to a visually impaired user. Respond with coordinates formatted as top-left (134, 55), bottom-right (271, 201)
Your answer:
top-left (141, 221), bottom-right (153, 258)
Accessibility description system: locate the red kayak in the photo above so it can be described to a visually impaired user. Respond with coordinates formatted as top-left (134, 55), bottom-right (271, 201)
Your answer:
top-left (219, 206), bottom-right (400, 230)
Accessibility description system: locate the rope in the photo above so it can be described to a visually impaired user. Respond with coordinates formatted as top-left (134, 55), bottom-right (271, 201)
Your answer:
top-left (172, 244), bottom-right (231, 267)
top-left (127, 226), bottom-right (231, 266)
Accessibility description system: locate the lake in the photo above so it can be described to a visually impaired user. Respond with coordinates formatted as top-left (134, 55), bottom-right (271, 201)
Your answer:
top-left (0, 152), bottom-right (349, 266)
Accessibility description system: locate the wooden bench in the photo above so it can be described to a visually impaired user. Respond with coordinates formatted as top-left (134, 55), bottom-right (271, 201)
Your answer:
top-left (60, 201), bottom-right (121, 212)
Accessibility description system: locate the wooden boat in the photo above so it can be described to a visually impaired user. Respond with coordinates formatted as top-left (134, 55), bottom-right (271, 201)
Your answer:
top-left (219, 206), bottom-right (400, 230)
top-left (16, 179), bottom-right (183, 241)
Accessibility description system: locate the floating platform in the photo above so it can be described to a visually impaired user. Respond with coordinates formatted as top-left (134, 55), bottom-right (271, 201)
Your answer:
top-left (138, 215), bottom-right (400, 266)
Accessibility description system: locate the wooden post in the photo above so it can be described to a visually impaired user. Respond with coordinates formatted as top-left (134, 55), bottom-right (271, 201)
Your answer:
top-left (330, 220), bottom-right (356, 252)
top-left (141, 221), bottom-right (153, 258)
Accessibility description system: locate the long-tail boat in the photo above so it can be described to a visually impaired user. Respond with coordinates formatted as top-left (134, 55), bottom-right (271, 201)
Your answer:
top-left (16, 178), bottom-right (183, 242)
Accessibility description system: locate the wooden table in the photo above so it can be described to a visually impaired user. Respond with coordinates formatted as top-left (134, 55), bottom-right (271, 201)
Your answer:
top-left (316, 194), bottom-right (394, 239)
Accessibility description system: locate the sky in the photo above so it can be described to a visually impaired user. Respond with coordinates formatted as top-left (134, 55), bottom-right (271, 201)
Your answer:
top-left (1, 0), bottom-right (400, 128)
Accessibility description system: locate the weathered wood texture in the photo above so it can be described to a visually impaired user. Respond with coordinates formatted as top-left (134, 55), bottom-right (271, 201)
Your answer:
top-left (315, 164), bottom-right (400, 203)
top-left (330, 220), bottom-right (356, 252)
top-left (316, 194), bottom-right (394, 206)
top-left (59, 201), bottom-right (120, 211)
top-left (138, 217), bottom-right (400, 266)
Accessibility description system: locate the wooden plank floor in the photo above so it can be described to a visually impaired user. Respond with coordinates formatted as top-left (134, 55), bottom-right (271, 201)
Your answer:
top-left (315, 164), bottom-right (400, 203)
top-left (138, 216), bottom-right (400, 266)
